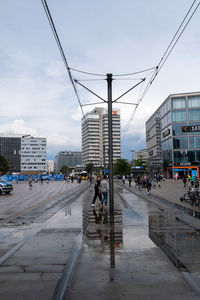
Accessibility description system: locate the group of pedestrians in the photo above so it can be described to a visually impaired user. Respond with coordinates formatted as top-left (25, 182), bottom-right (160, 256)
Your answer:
top-left (92, 175), bottom-right (109, 208)
top-left (183, 174), bottom-right (199, 188)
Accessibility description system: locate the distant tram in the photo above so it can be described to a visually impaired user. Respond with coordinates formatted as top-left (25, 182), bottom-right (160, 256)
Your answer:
top-left (80, 171), bottom-right (88, 180)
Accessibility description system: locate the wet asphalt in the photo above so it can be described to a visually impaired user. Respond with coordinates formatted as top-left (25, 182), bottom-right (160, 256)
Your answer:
top-left (0, 181), bottom-right (200, 299)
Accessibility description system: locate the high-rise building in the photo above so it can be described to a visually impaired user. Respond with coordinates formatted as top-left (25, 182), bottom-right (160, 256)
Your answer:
top-left (0, 137), bottom-right (21, 172)
top-left (46, 160), bottom-right (54, 173)
top-left (81, 107), bottom-right (121, 167)
top-left (54, 150), bottom-right (82, 173)
top-left (21, 136), bottom-right (47, 173)
top-left (146, 92), bottom-right (200, 177)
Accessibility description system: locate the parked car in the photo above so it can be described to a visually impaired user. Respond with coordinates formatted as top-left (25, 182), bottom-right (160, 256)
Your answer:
top-left (0, 177), bottom-right (13, 194)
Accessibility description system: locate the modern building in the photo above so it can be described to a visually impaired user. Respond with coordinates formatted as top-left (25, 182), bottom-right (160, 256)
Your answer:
top-left (46, 160), bottom-right (54, 173)
top-left (21, 136), bottom-right (47, 173)
top-left (0, 137), bottom-right (21, 172)
top-left (54, 151), bottom-right (82, 173)
top-left (81, 107), bottom-right (121, 167)
top-left (146, 91), bottom-right (200, 178)
top-left (135, 149), bottom-right (148, 161)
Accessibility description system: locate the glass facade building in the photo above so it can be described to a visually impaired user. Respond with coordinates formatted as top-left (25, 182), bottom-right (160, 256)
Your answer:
top-left (0, 137), bottom-right (21, 172)
top-left (146, 92), bottom-right (200, 177)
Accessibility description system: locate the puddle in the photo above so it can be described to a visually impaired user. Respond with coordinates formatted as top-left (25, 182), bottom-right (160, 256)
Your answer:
top-left (149, 212), bottom-right (200, 272)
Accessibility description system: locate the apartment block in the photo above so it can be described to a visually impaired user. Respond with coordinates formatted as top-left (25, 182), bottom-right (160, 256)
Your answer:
top-left (81, 107), bottom-right (121, 167)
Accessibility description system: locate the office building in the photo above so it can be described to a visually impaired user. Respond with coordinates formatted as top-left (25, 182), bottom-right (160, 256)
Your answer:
top-left (135, 149), bottom-right (148, 161)
top-left (54, 150), bottom-right (82, 173)
top-left (146, 92), bottom-right (200, 177)
top-left (0, 137), bottom-right (21, 172)
top-left (21, 136), bottom-right (47, 173)
top-left (81, 107), bottom-right (121, 167)
top-left (46, 160), bottom-right (54, 173)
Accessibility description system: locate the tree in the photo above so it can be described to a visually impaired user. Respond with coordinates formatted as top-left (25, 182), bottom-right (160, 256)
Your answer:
top-left (60, 165), bottom-right (69, 175)
top-left (86, 163), bottom-right (94, 175)
top-left (0, 154), bottom-right (9, 174)
top-left (114, 158), bottom-right (131, 175)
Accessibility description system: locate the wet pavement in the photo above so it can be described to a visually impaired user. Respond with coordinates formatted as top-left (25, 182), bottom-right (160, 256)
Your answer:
top-left (0, 181), bottom-right (200, 299)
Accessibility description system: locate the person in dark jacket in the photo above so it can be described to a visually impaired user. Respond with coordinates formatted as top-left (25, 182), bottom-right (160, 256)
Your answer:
top-left (92, 176), bottom-right (102, 207)
top-left (146, 177), bottom-right (152, 194)
top-left (183, 175), bottom-right (187, 188)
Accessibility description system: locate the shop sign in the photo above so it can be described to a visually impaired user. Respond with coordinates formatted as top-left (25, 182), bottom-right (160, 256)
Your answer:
top-left (163, 128), bottom-right (170, 137)
top-left (149, 150), bottom-right (153, 156)
top-left (182, 125), bottom-right (200, 132)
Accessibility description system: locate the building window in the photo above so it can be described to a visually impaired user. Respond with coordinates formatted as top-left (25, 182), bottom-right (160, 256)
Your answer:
top-left (172, 97), bottom-right (186, 109)
top-left (161, 112), bottom-right (171, 129)
top-left (189, 136), bottom-right (200, 149)
top-left (173, 137), bottom-right (188, 149)
top-left (188, 95), bottom-right (200, 107)
top-left (172, 110), bottom-right (186, 122)
top-left (172, 123), bottom-right (187, 136)
top-left (188, 109), bottom-right (200, 121)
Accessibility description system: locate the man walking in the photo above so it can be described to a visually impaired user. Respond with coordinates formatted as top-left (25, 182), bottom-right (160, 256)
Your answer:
top-left (101, 175), bottom-right (109, 206)
top-left (92, 176), bottom-right (102, 207)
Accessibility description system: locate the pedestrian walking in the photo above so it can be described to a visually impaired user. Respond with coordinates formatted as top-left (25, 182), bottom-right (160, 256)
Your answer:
top-left (146, 177), bottom-right (152, 195)
top-left (40, 177), bottom-right (43, 184)
top-left (195, 178), bottom-right (199, 188)
top-left (128, 176), bottom-right (132, 187)
top-left (190, 175), bottom-right (195, 187)
top-left (122, 175), bottom-right (125, 184)
top-left (183, 175), bottom-right (187, 188)
top-left (29, 177), bottom-right (33, 188)
top-left (100, 175), bottom-right (109, 206)
top-left (92, 176), bottom-right (102, 207)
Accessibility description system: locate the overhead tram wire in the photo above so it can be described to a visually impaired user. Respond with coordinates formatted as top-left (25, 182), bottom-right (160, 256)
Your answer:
top-left (41, 0), bottom-right (85, 118)
top-left (41, 0), bottom-right (152, 115)
top-left (138, 0), bottom-right (200, 101)
top-left (158, 1), bottom-right (200, 72)
top-left (69, 67), bottom-right (106, 77)
top-left (121, 0), bottom-right (200, 140)
top-left (157, 0), bottom-right (197, 69)
top-left (42, 0), bottom-right (199, 140)
top-left (70, 66), bottom-right (157, 77)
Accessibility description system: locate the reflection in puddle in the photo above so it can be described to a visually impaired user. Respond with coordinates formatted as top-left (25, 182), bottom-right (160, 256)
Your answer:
top-left (82, 204), bottom-right (123, 268)
top-left (149, 212), bottom-right (200, 272)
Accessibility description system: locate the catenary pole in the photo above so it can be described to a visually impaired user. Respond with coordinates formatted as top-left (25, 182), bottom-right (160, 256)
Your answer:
top-left (107, 74), bottom-right (114, 218)
top-left (107, 73), bottom-right (115, 268)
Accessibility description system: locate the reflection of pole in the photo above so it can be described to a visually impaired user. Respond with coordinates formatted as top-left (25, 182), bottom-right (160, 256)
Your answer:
top-left (107, 74), bottom-right (114, 218)
top-left (110, 226), bottom-right (115, 268)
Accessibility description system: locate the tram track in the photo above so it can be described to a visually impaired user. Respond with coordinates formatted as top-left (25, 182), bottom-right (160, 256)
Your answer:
top-left (0, 183), bottom-right (89, 266)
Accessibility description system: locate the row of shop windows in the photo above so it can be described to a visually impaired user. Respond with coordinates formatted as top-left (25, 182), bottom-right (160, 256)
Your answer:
top-left (172, 109), bottom-right (200, 122)
top-left (172, 123), bottom-right (200, 135)
top-left (161, 109), bottom-right (200, 129)
top-left (163, 150), bottom-right (200, 165)
top-left (162, 136), bottom-right (200, 150)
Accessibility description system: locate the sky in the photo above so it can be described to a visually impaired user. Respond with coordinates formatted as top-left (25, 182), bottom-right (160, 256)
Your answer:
top-left (1, 1), bottom-right (200, 161)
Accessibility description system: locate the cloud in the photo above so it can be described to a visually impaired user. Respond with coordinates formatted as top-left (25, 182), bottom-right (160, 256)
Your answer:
top-left (0, 119), bottom-right (37, 136)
